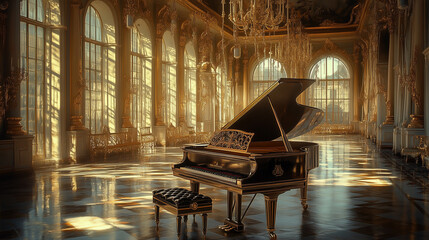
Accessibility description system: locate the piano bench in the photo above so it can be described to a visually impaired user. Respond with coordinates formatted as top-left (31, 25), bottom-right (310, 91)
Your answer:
top-left (153, 188), bottom-right (212, 239)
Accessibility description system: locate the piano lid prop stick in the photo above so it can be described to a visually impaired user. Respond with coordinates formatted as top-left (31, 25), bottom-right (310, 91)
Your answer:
top-left (268, 96), bottom-right (293, 152)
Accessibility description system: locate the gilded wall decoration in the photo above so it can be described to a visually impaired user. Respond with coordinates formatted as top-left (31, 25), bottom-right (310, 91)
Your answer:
top-left (198, 24), bottom-right (213, 61)
top-left (1, 69), bottom-right (27, 118)
top-left (180, 18), bottom-right (196, 47)
top-left (74, 61), bottom-right (85, 115)
top-left (376, 66), bottom-right (391, 114)
top-left (377, 0), bottom-right (398, 33)
top-left (215, 39), bottom-right (227, 67)
top-left (404, 47), bottom-right (423, 112)
top-left (156, 4), bottom-right (176, 37)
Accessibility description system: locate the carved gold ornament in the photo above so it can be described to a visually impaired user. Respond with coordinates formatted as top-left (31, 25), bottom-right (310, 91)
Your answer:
top-left (272, 164), bottom-right (284, 177)
top-left (190, 202), bottom-right (198, 210)
top-left (208, 129), bottom-right (254, 153)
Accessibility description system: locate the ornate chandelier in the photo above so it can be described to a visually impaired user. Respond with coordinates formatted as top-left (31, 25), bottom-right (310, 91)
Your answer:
top-left (275, 9), bottom-right (312, 78)
top-left (228, 0), bottom-right (286, 36)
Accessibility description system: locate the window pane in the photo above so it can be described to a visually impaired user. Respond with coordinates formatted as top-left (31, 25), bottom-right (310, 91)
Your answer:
top-left (251, 58), bottom-right (286, 101)
top-left (307, 57), bottom-right (351, 126)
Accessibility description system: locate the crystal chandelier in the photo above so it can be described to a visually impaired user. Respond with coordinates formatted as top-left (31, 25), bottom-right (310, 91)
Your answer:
top-left (229, 0), bottom-right (286, 36)
top-left (275, 8), bottom-right (312, 78)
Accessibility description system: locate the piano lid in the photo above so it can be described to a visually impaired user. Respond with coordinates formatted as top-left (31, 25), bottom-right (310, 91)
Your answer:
top-left (223, 78), bottom-right (324, 142)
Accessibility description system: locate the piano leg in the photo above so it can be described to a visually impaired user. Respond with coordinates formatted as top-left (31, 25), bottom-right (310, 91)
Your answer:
top-left (235, 193), bottom-right (242, 226)
top-left (300, 182), bottom-right (308, 210)
top-left (220, 191), bottom-right (244, 232)
top-left (190, 181), bottom-right (200, 220)
top-left (264, 192), bottom-right (283, 240)
top-left (190, 181), bottom-right (200, 193)
top-left (227, 191), bottom-right (233, 221)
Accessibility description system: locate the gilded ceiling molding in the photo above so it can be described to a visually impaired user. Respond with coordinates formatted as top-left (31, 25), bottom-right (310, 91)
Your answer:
top-left (194, 11), bottom-right (217, 27)
top-left (156, 4), bottom-right (176, 38)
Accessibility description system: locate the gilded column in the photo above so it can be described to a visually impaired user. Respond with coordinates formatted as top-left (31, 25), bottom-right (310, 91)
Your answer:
top-left (353, 43), bottom-right (361, 123)
top-left (121, 24), bottom-right (133, 128)
top-left (383, 25), bottom-right (395, 125)
top-left (424, 47), bottom-right (429, 136)
top-left (178, 34), bottom-right (186, 123)
top-left (242, 47), bottom-right (248, 106)
top-left (228, 55), bottom-right (234, 115)
top-left (408, 0), bottom-right (424, 128)
top-left (154, 25), bottom-right (164, 126)
top-left (5, 0), bottom-right (25, 135)
top-left (234, 58), bottom-right (241, 114)
top-left (69, 0), bottom-right (85, 130)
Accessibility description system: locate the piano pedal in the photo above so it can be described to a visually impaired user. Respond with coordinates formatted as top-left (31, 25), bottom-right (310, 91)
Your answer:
top-left (218, 224), bottom-right (234, 232)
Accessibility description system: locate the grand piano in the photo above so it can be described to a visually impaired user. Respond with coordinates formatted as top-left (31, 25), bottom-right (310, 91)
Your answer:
top-left (172, 78), bottom-right (324, 239)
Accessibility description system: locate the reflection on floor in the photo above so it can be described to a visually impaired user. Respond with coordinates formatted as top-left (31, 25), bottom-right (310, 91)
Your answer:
top-left (1, 135), bottom-right (429, 239)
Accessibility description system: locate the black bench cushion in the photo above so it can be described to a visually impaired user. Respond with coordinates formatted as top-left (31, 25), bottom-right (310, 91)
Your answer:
top-left (153, 188), bottom-right (212, 208)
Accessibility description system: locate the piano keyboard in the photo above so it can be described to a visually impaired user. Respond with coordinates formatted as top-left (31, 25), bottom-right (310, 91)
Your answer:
top-left (180, 165), bottom-right (248, 184)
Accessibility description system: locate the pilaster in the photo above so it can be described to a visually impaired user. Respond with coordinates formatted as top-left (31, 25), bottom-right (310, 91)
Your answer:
top-left (423, 47), bottom-right (429, 136)
top-left (383, 30), bottom-right (395, 125)
top-left (121, 25), bottom-right (133, 129)
top-left (408, 0), bottom-right (424, 128)
top-left (69, 0), bottom-right (85, 130)
top-left (242, 47), bottom-right (248, 107)
top-left (178, 34), bottom-right (186, 123)
top-left (4, 0), bottom-right (25, 136)
top-left (154, 29), bottom-right (164, 126)
top-left (352, 44), bottom-right (361, 132)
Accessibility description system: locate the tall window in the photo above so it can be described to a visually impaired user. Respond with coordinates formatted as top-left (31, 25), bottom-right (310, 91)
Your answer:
top-left (184, 42), bottom-right (196, 127)
top-left (251, 58), bottom-right (286, 101)
top-left (84, 2), bottom-right (117, 133)
top-left (130, 19), bottom-right (152, 131)
top-left (20, 0), bottom-right (62, 159)
top-left (162, 31), bottom-right (177, 127)
top-left (307, 56), bottom-right (351, 124)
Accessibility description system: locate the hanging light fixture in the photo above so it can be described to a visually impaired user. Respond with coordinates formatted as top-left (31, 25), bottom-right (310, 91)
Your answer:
top-left (229, 0), bottom-right (286, 36)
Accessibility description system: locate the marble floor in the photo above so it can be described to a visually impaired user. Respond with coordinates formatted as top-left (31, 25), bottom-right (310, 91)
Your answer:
top-left (1, 135), bottom-right (429, 240)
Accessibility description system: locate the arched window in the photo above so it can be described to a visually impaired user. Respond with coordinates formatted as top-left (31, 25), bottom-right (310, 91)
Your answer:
top-left (251, 58), bottom-right (286, 101)
top-left (162, 31), bottom-right (177, 127)
top-left (307, 56), bottom-right (351, 124)
top-left (184, 42), bottom-right (196, 127)
top-left (20, 0), bottom-right (62, 159)
top-left (84, 2), bottom-right (117, 133)
top-left (130, 19), bottom-right (152, 131)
